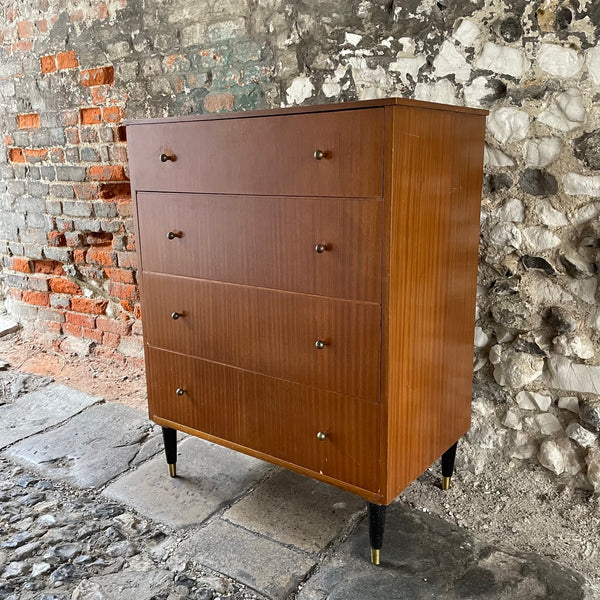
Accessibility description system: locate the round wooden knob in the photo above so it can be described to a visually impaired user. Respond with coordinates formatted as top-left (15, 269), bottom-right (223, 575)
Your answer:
top-left (316, 431), bottom-right (327, 441)
top-left (315, 340), bottom-right (326, 350)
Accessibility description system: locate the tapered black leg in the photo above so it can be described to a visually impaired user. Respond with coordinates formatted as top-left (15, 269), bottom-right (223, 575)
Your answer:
top-left (441, 441), bottom-right (458, 490)
top-left (368, 502), bottom-right (386, 565)
top-left (162, 427), bottom-right (177, 477)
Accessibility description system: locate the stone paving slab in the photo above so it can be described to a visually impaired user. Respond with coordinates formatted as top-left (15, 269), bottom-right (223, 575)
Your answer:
top-left (223, 468), bottom-right (363, 554)
top-left (103, 436), bottom-right (273, 528)
top-left (4, 403), bottom-right (160, 488)
top-left (155, 517), bottom-right (315, 600)
top-left (0, 383), bottom-right (101, 450)
top-left (297, 501), bottom-right (589, 600)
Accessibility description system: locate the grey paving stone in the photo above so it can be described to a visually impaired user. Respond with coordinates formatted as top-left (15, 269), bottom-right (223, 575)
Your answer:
top-left (0, 383), bottom-right (101, 449)
top-left (223, 468), bottom-right (363, 554)
top-left (69, 568), bottom-right (172, 599)
top-left (297, 501), bottom-right (589, 600)
top-left (4, 403), bottom-right (159, 488)
top-left (156, 518), bottom-right (315, 600)
top-left (103, 436), bottom-right (273, 528)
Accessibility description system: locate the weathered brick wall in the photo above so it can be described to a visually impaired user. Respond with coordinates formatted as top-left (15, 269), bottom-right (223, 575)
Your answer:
top-left (1, 0), bottom-right (600, 488)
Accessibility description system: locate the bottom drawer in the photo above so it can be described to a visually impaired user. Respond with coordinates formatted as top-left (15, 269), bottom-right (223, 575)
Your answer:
top-left (146, 346), bottom-right (380, 493)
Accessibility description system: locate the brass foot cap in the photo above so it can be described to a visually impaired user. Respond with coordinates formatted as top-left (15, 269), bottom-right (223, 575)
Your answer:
top-left (442, 476), bottom-right (451, 491)
top-left (168, 463), bottom-right (177, 478)
top-left (370, 548), bottom-right (380, 565)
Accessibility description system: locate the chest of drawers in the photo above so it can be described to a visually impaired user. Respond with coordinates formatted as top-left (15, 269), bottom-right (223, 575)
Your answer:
top-left (126, 98), bottom-right (487, 563)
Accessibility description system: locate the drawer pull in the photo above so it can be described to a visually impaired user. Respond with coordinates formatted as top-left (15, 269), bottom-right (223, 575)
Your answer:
top-left (316, 431), bottom-right (327, 441)
top-left (171, 312), bottom-right (182, 320)
top-left (176, 388), bottom-right (185, 396)
top-left (313, 150), bottom-right (327, 160)
top-left (167, 231), bottom-right (183, 240)
top-left (160, 153), bottom-right (176, 162)
top-left (315, 340), bottom-right (326, 350)
top-left (314, 243), bottom-right (328, 254)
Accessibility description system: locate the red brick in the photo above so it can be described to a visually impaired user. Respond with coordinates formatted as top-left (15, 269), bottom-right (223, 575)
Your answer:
top-left (80, 65), bottom-right (114, 87)
top-left (47, 232), bottom-right (66, 247)
top-left (6, 8), bottom-right (18, 22)
top-left (17, 113), bottom-right (40, 128)
top-left (134, 304), bottom-right (142, 319)
top-left (23, 291), bottom-right (50, 306)
top-left (117, 200), bottom-right (132, 217)
top-left (3, 134), bottom-right (14, 145)
top-left (102, 331), bottom-right (120, 347)
top-left (116, 126), bottom-right (127, 142)
top-left (71, 9), bottom-right (84, 23)
top-left (64, 323), bottom-right (82, 337)
top-left (110, 145), bottom-right (128, 162)
top-left (89, 165), bottom-right (127, 181)
top-left (49, 277), bottom-right (81, 295)
top-left (9, 148), bottom-right (25, 163)
top-left (80, 107), bottom-right (102, 125)
top-left (9, 289), bottom-right (22, 301)
top-left (99, 182), bottom-right (130, 200)
top-left (86, 232), bottom-right (112, 246)
top-left (109, 282), bottom-right (139, 301)
top-left (23, 148), bottom-right (48, 161)
top-left (83, 327), bottom-right (103, 343)
top-left (71, 297), bottom-right (108, 315)
top-left (66, 311), bottom-right (96, 328)
top-left (57, 50), bottom-right (78, 70)
top-left (33, 260), bottom-right (64, 275)
top-left (65, 127), bottom-right (79, 144)
top-left (204, 92), bottom-right (234, 113)
top-left (102, 106), bottom-right (123, 123)
top-left (105, 267), bottom-right (135, 284)
top-left (35, 19), bottom-right (48, 34)
top-left (120, 300), bottom-right (134, 313)
top-left (73, 248), bottom-right (87, 263)
top-left (40, 54), bottom-right (57, 73)
top-left (60, 109), bottom-right (79, 126)
top-left (86, 246), bottom-right (116, 266)
top-left (49, 147), bottom-right (65, 163)
top-left (12, 40), bottom-right (34, 53)
top-left (73, 182), bottom-right (99, 199)
top-left (17, 20), bottom-right (34, 39)
top-left (96, 315), bottom-right (132, 336)
top-left (12, 257), bottom-right (32, 273)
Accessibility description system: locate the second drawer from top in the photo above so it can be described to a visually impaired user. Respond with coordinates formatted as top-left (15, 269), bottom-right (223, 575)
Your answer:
top-left (135, 193), bottom-right (382, 303)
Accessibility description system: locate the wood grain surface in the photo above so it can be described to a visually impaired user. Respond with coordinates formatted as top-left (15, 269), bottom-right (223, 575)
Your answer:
top-left (380, 104), bottom-right (486, 503)
top-left (141, 273), bottom-right (381, 402)
top-left (126, 109), bottom-right (384, 197)
top-left (146, 347), bottom-right (381, 493)
top-left (136, 193), bottom-right (383, 302)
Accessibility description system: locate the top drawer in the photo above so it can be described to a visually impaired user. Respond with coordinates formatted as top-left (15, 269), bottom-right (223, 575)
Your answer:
top-left (126, 109), bottom-right (384, 198)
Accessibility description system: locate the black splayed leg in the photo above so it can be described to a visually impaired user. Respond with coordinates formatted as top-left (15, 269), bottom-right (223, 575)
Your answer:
top-left (368, 502), bottom-right (386, 565)
top-left (162, 427), bottom-right (178, 477)
top-left (441, 441), bottom-right (458, 490)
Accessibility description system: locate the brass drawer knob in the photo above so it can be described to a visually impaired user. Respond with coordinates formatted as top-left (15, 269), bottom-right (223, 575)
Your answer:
top-left (171, 312), bottom-right (182, 320)
top-left (160, 153), bottom-right (176, 162)
top-left (315, 340), bottom-right (326, 350)
top-left (316, 431), bottom-right (327, 441)
top-left (176, 388), bottom-right (185, 396)
top-left (313, 150), bottom-right (327, 160)
top-left (314, 243), bottom-right (328, 253)
top-left (167, 231), bottom-right (183, 240)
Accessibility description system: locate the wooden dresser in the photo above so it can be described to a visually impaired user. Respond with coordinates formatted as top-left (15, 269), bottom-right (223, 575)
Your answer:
top-left (126, 98), bottom-right (487, 562)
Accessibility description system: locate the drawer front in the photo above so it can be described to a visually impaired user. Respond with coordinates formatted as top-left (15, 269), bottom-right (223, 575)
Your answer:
top-left (136, 193), bottom-right (382, 303)
top-left (142, 274), bottom-right (381, 402)
top-left (127, 109), bottom-right (384, 197)
top-left (146, 347), bottom-right (380, 493)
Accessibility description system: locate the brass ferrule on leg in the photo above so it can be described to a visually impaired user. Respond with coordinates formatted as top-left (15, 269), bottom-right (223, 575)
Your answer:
top-left (168, 463), bottom-right (177, 478)
top-left (442, 475), bottom-right (451, 490)
top-left (370, 548), bottom-right (380, 565)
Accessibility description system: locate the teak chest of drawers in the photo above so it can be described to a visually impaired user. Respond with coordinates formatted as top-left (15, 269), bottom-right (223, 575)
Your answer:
top-left (126, 98), bottom-right (487, 563)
